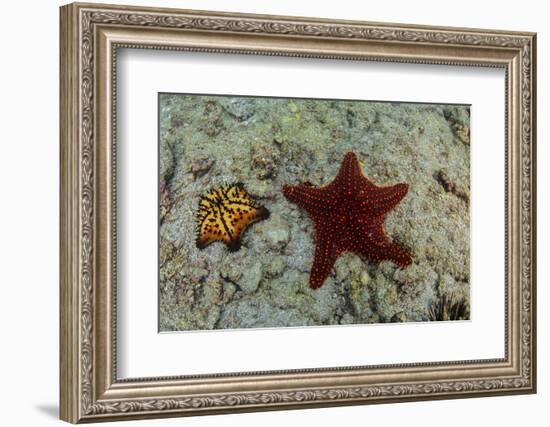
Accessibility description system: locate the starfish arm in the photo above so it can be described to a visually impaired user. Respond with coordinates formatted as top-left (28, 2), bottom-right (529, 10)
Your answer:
top-left (364, 183), bottom-right (409, 217)
top-left (309, 227), bottom-right (340, 289)
top-left (378, 241), bottom-right (412, 267)
top-left (283, 184), bottom-right (333, 217)
top-left (358, 223), bottom-right (412, 267)
top-left (333, 152), bottom-right (366, 192)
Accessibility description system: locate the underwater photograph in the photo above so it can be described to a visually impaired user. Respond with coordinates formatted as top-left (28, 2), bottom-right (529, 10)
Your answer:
top-left (158, 93), bottom-right (471, 332)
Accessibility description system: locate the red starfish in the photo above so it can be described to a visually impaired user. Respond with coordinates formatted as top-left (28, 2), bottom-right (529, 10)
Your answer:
top-left (283, 152), bottom-right (412, 289)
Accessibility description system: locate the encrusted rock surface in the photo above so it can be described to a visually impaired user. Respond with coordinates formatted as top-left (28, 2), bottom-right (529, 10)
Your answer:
top-left (159, 95), bottom-right (470, 331)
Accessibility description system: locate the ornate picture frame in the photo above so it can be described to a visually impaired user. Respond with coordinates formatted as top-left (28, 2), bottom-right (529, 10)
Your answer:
top-left (60, 2), bottom-right (536, 423)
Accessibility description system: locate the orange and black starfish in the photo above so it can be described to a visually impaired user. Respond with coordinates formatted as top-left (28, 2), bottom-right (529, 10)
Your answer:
top-left (196, 183), bottom-right (269, 252)
top-left (283, 152), bottom-right (412, 289)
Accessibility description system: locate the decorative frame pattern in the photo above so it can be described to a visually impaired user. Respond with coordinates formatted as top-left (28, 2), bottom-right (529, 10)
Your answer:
top-left (60, 2), bottom-right (536, 423)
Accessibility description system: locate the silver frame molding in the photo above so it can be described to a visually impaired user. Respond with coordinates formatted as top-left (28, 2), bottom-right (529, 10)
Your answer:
top-left (60, 2), bottom-right (536, 423)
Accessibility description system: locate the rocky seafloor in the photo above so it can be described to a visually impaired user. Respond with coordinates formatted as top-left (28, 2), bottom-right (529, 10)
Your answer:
top-left (158, 93), bottom-right (471, 332)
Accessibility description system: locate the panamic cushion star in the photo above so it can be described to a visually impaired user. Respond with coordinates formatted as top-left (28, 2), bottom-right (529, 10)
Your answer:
top-left (283, 152), bottom-right (412, 289)
top-left (196, 183), bottom-right (269, 252)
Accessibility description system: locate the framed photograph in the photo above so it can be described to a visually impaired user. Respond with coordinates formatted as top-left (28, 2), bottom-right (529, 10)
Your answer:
top-left (60, 2), bottom-right (537, 423)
